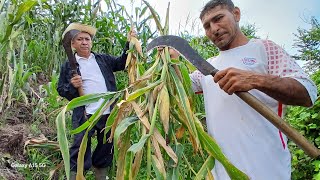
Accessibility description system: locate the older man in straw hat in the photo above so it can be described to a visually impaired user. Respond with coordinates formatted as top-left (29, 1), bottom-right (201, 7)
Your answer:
top-left (57, 22), bottom-right (136, 180)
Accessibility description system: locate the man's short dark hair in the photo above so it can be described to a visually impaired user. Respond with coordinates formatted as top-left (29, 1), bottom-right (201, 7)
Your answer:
top-left (200, 0), bottom-right (235, 20)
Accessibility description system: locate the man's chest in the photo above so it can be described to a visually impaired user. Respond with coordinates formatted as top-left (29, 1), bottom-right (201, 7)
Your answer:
top-left (78, 60), bottom-right (105, 81)
top-left (211, 48), bottom-right (268, 74)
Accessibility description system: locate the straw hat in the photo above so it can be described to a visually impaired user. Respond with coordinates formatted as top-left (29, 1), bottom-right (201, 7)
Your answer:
top-left (62, 22), bottom-right (97, 39)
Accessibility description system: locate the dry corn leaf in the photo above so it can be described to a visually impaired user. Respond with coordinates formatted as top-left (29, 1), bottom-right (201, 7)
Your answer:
top-left (131, 101), bottom-right (178, 165)
top-left (175, 126), bottom-right (185, 139)
top-left (158, 85), bottom-right (170, 134)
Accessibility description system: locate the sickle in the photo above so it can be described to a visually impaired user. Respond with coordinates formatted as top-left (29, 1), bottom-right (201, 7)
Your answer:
top-left (62, 29), bottom-right (84, 96)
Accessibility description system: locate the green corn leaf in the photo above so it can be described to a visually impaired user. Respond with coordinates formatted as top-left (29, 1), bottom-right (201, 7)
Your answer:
top-left (66, 92), bottom-right (117, 110)
top-left (142, 55), bottom-right (160, 77)
top-left (195, 156), bottom-right (215, 180)
top-left (195, 121), bottom-right (249, 179)
top-left (179, 63), bottom-right (193, 97)
top-left (128, 134), bottom-right (150, 153)
top-left (126, 80), bottom-right (161, 102)
top-left (147, 139), bottom-right (152, 179)
top-left (70, 93), bottom-right (120, 134)
top-left (139, 6), bottom-right (148, 18)
top-left (103, 105), bottom-right (119, 143)
top-left (55, 107), bottom-right (70, 180)
top-left (1, 0), bottom-right (37, 43)
top-left (0, 0), bottom-right (5, 10)
top-left (169, 66), bottom-right (199, 149)
top-left (124, 151), bottom-right (133, 180)
top-left (76, 130), bottom-right (88, 179)
top-left (12, 1), bottom-right (38, 24)
top-left (151, 155), bottom-right (165, 180)
top-left (114, 116), bottom-right (139, 153)
top-left (70, 99), bottom-right (108, 135)
top-left (163, 2), bottom-right (170, 35)
top-left (167, 143), bottom-right (184, 179)
top-left (149, 95), bottom-right (159, 135)
top-left (18, 88), bottom-right (28, 105)
top-left (124, 135), bottom-right (150, 179)
top-left (143, 0), bottom-right (163, 35)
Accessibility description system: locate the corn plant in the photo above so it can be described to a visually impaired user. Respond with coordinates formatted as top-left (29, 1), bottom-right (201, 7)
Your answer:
top-left (56, 1), bottom-right (249, 180)
top-left (0, 0), bottom-right (38, 113)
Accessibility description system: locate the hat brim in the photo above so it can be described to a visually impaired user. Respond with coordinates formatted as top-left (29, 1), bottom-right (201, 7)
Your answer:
top-left (62, 23), bottom-right (97, 39)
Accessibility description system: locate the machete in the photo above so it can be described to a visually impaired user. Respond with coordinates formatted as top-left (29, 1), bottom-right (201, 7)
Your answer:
top-left (147, 35), bottom-right (320, 159)
top-left (62, 29), bottom-right (84, 96)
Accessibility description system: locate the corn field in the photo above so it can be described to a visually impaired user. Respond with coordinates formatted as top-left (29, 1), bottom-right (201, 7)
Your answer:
top-left (4, 0), bottom-right (319, 180)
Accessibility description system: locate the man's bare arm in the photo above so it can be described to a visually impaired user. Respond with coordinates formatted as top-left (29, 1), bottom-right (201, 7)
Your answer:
top-left (214, 67), bottom-right (313, 107)
top-left (256, 75), bottom-right (312, 107)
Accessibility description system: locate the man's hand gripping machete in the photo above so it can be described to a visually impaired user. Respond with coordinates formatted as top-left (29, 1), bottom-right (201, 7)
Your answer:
top-left (147, 35), bottom-right (320, 159)
top-left (62, 29), bottom-right (84, 96)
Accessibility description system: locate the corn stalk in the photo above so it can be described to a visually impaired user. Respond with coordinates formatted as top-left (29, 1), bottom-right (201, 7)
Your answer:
top-left (56, 1), bottom-right (249, 180)
top-left (112, 1), bottom-right (249, 179)
top-left (0, 0), bottom-right (38, 112)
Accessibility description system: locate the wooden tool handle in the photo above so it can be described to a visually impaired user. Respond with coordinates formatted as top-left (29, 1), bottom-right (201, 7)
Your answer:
top-left (236, 91), bottom-right (320, 158)
top-left (71, 72), bottom-right (85, 97)
top-left (78, 87), bottom-right (84, 96)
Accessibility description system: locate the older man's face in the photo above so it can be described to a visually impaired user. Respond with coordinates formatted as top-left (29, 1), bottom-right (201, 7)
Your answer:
top-left (71, 32), bottom-right (92, 55)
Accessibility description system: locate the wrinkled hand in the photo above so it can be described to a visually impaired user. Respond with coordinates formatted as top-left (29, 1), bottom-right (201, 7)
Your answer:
top-left (214, 67), bottom-right (261, 95)
top-left (70, 75), bottom-right (83, 88)
top-left (127, 29), bottom-right (137, 41)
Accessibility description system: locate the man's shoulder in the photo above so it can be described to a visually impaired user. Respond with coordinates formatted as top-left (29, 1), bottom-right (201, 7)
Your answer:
top-left (252, 39), bottom-right (279, 48)
top-left (93, 52), bottom-right (111, 59)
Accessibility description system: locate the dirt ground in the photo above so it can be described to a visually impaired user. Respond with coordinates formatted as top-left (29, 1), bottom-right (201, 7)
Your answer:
top-left (0, 100), bottom-right (56, 180)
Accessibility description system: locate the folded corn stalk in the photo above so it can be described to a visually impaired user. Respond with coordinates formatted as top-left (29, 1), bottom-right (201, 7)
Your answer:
top-left (55, 2), bottom-right (248, 180)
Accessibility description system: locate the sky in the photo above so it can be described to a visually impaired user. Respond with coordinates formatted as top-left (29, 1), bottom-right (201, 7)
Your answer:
top-left (112, 0), bottom-right (320, 55)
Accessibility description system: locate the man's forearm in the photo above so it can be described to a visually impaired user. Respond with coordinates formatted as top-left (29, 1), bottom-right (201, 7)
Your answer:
top-left (257, 75), bottom-right (312, 107)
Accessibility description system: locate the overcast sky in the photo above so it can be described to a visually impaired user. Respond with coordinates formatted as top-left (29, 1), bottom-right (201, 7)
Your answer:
top-left (113, 0), bottom-right (320, 55)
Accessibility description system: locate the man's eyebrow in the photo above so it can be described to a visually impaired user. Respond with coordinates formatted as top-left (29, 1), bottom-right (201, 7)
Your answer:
top-left (212, 13), bottom-right (223, 21)
top-left (203, 13), bottom-right (222, 26)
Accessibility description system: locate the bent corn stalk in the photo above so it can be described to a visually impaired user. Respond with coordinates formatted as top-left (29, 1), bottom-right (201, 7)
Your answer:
top-left (56, 2), bottom-right (248, 179)
top-left (111, 1), bottom-right (248, 179)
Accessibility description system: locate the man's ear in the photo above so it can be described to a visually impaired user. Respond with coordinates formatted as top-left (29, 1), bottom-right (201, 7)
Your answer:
top-left (233, 7), bottom-right (241, 22)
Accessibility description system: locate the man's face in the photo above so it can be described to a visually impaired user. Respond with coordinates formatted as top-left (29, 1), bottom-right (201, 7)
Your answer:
top-left (71, 32), bottom-right (92, 54)
top-left (201, 5), bottom-right (240, 50)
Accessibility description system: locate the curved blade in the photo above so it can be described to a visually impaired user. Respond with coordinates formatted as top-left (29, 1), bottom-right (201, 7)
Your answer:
top-left (147, 35), bottom-right (218, 76)
top-left (62, 29), bottom-right (80, 72)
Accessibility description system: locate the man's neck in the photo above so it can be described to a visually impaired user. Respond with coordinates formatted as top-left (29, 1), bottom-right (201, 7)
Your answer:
top-left (221, 32), bottom-right (249, 51)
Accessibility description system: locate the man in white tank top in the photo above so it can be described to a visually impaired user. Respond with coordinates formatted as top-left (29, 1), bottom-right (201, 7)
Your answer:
top-left (189, 0), bottom-right (318, 179)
